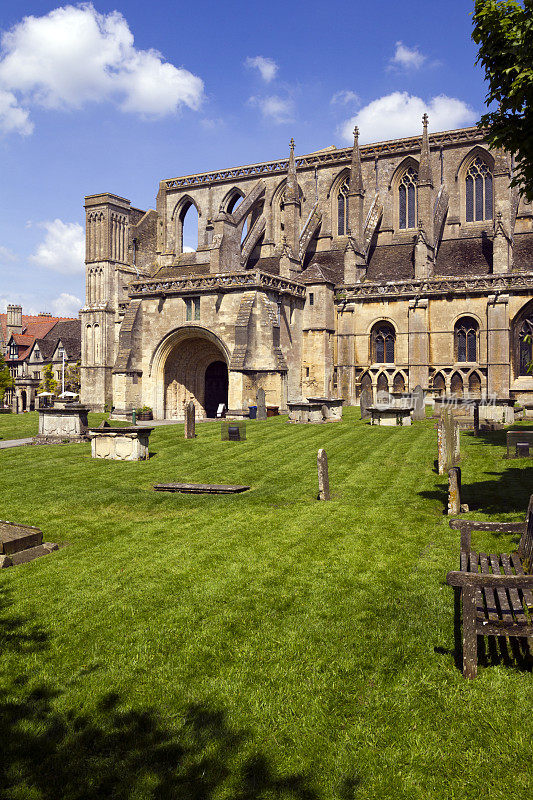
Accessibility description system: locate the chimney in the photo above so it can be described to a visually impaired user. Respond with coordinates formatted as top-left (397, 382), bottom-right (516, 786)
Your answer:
top-left (6, 304), bottom-right (22, 336)
top-left (38, 312), bottom-right (52, 317)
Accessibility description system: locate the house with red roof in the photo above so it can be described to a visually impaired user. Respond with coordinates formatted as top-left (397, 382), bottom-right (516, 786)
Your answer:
top-left (1, 305), bottom-right (80, 411)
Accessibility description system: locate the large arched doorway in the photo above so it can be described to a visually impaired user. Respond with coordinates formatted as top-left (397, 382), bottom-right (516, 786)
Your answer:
top-left (204, 361), bottom-right (229, 418)
top-left (162, 332), bottom-right (229, 419)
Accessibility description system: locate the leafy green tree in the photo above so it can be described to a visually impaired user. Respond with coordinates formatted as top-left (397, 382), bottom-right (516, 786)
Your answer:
top-left (39, 363), bottom-right (58, 395)
top-left (0, 350), bottom-right (13, 402)
top-left (64, 361), bottom-right (80, 394)
top-left (472, 1), bottom-right (533, 200)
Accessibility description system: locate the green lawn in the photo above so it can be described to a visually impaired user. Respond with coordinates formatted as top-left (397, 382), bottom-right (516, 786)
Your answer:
top-left (0, 409), bottom-right (532, 799)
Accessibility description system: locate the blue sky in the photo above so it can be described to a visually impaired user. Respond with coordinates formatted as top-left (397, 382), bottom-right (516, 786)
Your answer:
top-left (0, 0), bottom-right (486, 317)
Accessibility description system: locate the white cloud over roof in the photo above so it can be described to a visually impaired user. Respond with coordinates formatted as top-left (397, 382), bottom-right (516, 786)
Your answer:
top-left (30, 219), bottom-right (85, 274)
top-left (340, 92), bottom-right (477, 144)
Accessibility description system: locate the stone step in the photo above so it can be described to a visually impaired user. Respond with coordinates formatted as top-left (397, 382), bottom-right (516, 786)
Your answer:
top-left (0, 520), bottom-right (43, 555)
top-left (9, 543), bottom-right (58, 566)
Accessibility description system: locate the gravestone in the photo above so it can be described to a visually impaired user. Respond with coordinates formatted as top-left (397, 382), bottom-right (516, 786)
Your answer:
top-left (412, 385), bottom-right (425, 421)
top-left (256, 388), bottom-right (267, 421)
top-left (438, 409), bottom-right (460, 475)
top-left (473, 403), bottom-right (479, 437)
top-left (221, 421), bottom-right (246, 441)
top-left (317, 448), bottom-right (330, 501)
top-left (360, 387), bottom-right (372, 420)
top-left (448, 467), bottom-right (461, 515)
top-left (376, 390), bottom-right (390, 406)
top-left (185, 401), bottom-right (196, 439)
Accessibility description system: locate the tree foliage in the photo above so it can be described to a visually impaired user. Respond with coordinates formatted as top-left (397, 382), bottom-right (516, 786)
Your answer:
top-left (39, 363), bottom-right (58, 395)
top-left (472, 0), bottom-right (533, 200)
top-left (0, 351), bottom-right (13, 401)
top-left (64, 361), bottom-right (80, 393)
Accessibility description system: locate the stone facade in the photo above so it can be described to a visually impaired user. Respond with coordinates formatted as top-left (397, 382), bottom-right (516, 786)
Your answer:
top-left (80, 121), bottom-right (533, 417)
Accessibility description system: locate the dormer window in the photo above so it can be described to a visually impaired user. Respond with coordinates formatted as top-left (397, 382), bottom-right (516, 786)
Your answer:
top-left (9, 343), bottom-right (17, 360)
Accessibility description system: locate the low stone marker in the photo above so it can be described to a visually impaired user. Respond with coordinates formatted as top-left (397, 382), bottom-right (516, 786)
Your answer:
top-left (448, 467), bottom-right (461, 515)
top-left (256, 388), bottom-right (267, 421)
top-left (185, 401), bottom-right (196, 439)
top-left (360, 387), bottom-right (372, 420)
top-left (0, 520), bottom-right (58, 567)
top-left (473, 403), bottom-right (479, 437)
top-left (221, 421), bottom-right (246, 441)
top-left (317, 448), bottom-right (330, 501)
top-left (412, 385), bottom-right (425, 421)
top-left (154, 483), bottom-right (250, 494)
top-left (87, 426), bottom-right (153, 460)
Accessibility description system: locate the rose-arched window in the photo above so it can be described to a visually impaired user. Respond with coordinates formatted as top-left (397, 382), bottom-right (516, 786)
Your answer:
top-left (372, 323), bottom-right (395, 363)
top-left (399, 167), bottom-right (418, 229)
top-left (337, 180), bottom-right (349, 236)
top-left (455, 317), bottom-right (478, 362)
top-left (465, 157), bottom-right (493, 222)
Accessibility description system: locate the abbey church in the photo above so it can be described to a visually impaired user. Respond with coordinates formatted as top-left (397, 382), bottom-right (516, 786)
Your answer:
top-left (80, 118), bottom-right (533, 417)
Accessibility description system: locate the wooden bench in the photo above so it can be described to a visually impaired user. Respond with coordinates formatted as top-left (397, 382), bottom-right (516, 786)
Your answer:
top-left (446, 497), bottom-right (533, 678)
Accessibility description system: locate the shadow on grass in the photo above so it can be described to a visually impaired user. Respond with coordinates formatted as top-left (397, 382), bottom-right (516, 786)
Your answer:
top-left (420, 465), bottom-right (533, 517)
top-left (0, 585), bottom-right (324, 800)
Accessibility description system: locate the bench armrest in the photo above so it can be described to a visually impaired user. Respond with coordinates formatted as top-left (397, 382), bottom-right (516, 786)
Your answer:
top-left (446, 571), bottom-right (533, 589)
top-left (449, 520), bottom-right (526, 553)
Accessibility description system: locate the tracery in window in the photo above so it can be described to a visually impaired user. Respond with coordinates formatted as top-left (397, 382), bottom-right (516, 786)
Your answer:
top-left (398, 167), bottom-right (418, 229)
top-left (372, 323), bottom-right (395, 363)
top-left (465, 157), bottom-right (493, 222)
top-left (518, 318), bottom-right (533, 376)
top-left (337, 180), bottom-right (349, 236)
top-left (455, 317), bottom-right (478, 363)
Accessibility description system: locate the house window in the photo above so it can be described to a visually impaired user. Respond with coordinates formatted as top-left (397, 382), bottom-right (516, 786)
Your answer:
top-left (399, 167), bottom-right (418, 229)
top-left (337, 179), bottom-right (349, 236)
top-left (305, 367), bottom-right (310, 378)
top-left (372, 323), bottom-right (395, 363)
top-left (455, 317), bottom-right (478, 362)
top-left (309, 293), bottom-right (314, 306)
top-left (465, 157), bottom-right (493, 222)
top-left (9, 343), bottom-right (17, 359)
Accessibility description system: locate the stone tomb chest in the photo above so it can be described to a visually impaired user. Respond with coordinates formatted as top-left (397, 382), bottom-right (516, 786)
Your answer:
top-left (287, 398), bottom-right (344, 424)
top-left (36, 404), bottom-right (90, 443)
top-left (368, 405), bottom-right (413, 426)
top-left (87, 427), bottom-right (154, 461)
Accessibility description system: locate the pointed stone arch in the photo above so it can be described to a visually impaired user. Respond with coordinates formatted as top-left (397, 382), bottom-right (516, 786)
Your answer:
top-left (220, 187), bottom-right (245, 214)
top-left (171, 195), bottom-right (202, 254)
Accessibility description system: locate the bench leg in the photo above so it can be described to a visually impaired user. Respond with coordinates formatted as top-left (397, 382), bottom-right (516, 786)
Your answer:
top-left (462, 587), bottom-right (478, 679)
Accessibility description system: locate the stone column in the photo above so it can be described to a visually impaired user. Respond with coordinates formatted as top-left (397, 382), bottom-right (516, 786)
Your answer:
top-left (486, 293), bottom-right (510, 398)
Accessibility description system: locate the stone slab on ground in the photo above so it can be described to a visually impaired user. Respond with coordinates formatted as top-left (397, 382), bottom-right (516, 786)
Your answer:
top-left (0, 438), bottom-right (34, 449)
top-left (154, 483), bottom-right (250, 494)
top-left (0, 520), bottom-right (43, 555)
top-left (9, 542), bottom-right (58, 566)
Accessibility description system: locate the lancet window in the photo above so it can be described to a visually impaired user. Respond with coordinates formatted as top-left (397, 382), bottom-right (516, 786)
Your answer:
top-left (518, 318), bottom-right (533, 376)
top-left (372, 323), bottom-right (395, 363)
top-left (398, 167), bottom-right (418, 229)
top-left (465, 157), bottom-right (493, 222)
top-left (455, 317), bottom-right (478, 363)
top-left (337, 180), bottom-right (349, 236)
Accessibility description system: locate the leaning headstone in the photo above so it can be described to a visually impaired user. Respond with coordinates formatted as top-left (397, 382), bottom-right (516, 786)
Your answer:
top-left (438, 409), bottom-right (460, 475)
top-left (360, 387), bottom-right (372, 420)
top-left (184, 401), bottom-right (196, 439)
top-left (317, 448), bottom-right (330, 501)
top-left (256, 388), bottom-right (267, 421)
top-left (448, 467), bottom-right (461, 515)
top-left (412, 385), bottom-right (425, 421)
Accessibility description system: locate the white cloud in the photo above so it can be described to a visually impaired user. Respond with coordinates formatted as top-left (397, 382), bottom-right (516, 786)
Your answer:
top-left (30, 219), bottom-right (85, 274)
top-left (245, 56), bottom-right (278, 83)
top-left (331, 90), bottom-right (359, 106)
top-left (0, 88), bottom-right (33, 134)
top-left (340, 92), bottom-right (477, 144)
top-left (50, 292), bottom-right (81, 317)
top-left (249, 94), bottom-right (294, 124)
top-left (0, 244), bottom-right (18, 263)
top-left (390, 42), bottom-right (426, 70)
top-left (0, 3), bottom-right (204, 133)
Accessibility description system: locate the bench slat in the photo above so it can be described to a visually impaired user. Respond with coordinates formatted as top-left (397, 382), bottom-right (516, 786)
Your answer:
top-left (510, 553), bottom-right (533, 610)
top-left (500, 553), bottom-right (528, 623)
top-left (479, 553), bottom-right (499, 623)
top-left (489, 555), bottom-right (514, 625)
top-left (469, 551), bottom-right (485, 623)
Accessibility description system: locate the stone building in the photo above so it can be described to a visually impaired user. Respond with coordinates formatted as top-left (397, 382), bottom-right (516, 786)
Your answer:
top-left (80, 118), bottom-right (533, 418)
top-left (1, 306), bottom-right (81, 410)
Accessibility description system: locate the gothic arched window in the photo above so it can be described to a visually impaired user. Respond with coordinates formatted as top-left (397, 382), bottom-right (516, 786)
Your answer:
top-left (518, 319), bottom-right (533, 376)
top-left (372, 323), bottom-right (395, 363)
top-left (399, 167), bottom-right (418, 229)
top-left (465, 157), bottom-right (493, 222)
top-left (337, 180), bottom-right (349, 236)
top-left (455, 317), bottom-right (478, 362)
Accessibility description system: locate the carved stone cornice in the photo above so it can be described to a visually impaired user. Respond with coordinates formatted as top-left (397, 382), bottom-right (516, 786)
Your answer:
top-left (336, 272), bottom-right (533, 303)
top-left (163, 128), bottom-right (486, 190)
top-left (128, 270), bottom-right (306, 299)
